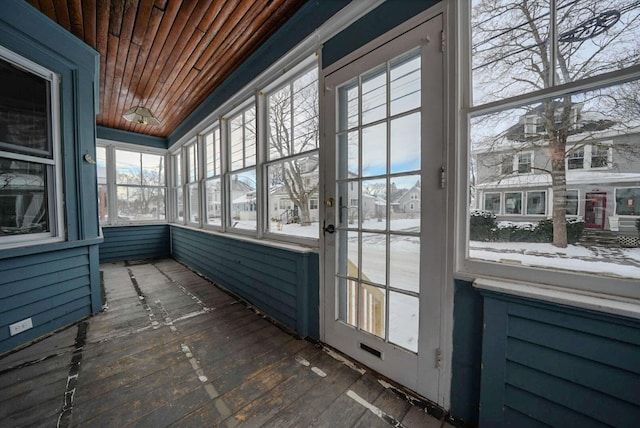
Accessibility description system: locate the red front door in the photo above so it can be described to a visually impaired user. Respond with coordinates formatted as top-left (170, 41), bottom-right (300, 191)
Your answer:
top-left (584, 192), bottom-right (606, 229)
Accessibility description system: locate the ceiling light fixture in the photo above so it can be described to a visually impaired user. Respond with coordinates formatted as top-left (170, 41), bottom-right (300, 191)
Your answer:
top-left (122, 106), bottom-right (161, 126)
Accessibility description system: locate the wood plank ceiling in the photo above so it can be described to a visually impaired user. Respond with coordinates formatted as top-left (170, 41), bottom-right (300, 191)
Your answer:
top-left (24, 0), bottom-right (306, 138)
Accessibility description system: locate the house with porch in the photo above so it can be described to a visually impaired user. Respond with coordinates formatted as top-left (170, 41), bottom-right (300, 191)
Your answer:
top-left (1, 1), bottom-right (639, 427)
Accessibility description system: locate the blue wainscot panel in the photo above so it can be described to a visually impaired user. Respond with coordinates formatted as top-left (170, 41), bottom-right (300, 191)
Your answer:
top-left (479, 291), bottom-right (640, 427)
top-left (100, 225), bottom-right (170, 263)
top-left (170, 226), bottom-right (319, 338)
top-left (0, 245), bottom-right (97, 354)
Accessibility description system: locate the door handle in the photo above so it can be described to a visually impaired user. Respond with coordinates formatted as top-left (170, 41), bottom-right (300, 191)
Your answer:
top-left (323, 223), bottom-right (335, 234)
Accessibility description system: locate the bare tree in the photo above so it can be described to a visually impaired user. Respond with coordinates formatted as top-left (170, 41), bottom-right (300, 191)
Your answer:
top-left (267, 70), bottom-right (319, 226)
top-left (472, 0), bottom-right (640, 247)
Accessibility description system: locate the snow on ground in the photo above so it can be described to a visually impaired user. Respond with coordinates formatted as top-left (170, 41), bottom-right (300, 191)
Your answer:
top-left (470, 241), bottom-right (640, 279)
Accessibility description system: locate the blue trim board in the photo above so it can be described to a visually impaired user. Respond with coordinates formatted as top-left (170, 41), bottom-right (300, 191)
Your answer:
top-left (97, 126), bottom-right (168, 149)
top-left (322, 0), bottom-right (441, 69)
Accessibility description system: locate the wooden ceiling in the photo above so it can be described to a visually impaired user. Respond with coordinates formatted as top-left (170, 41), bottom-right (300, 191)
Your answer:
top-left (25, 0), bottom-right (306, 138)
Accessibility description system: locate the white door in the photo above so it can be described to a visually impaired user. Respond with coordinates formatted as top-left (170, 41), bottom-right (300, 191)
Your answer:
top-left (322, 14), bottom-right (445, 402)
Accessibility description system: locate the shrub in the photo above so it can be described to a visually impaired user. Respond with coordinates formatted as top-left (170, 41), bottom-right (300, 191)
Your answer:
top-left (470, 210), bottom-right (497, 241)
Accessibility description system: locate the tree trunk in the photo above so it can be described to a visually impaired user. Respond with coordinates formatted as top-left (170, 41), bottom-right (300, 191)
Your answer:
top-left (550, 138), bottom-right (568, 248)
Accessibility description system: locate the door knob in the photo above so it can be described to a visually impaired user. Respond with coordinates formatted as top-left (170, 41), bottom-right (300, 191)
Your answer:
top-left (323, 224), bottom-right (335, 234)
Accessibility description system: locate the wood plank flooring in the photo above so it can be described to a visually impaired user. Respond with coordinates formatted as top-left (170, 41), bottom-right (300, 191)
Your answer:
top-left (0, 258), bottom-right (453, 428)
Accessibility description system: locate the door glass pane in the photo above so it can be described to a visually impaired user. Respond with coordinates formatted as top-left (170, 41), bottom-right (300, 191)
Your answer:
top-left (337, 276), bottom-right (358, 327)
top-left (390, 51), bottom-right (420, 115)
top-left (361, 232), bottom-right (386, 286)
top-left (360, 283), bottom-right (386, 339)
top-left (362, 178), bottom-right (386, 230)
top-left (362, 66), bottom-right (386, 125)
top-left (362, 123), bottom-right (387, 177)
top-left (389, 291), bottom-right (419, 352)
top-left (390, 112), bottom-right (420, 173)
top-left (389, 235), bottom-right (419, 293)
top-left (390, 174), bottom-right (420, 232)
top-left (337, 230), bottom-right (358, 277)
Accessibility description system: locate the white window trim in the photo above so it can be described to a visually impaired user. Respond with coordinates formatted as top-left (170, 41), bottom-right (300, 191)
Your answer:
top-left (0, 47), bottom-right (64, 249)
top-left (516, 151), bottom-right (534, 174)
top-left (456, 1), bottom-right (640, 300)
top-left (483, 191), bottom-right (501, 214)
top-left (614, 186), bottom-right (640, 218)
top-left (525, 190), bottom-right (547, 216)
top-left (97, 139), bottom-right (168, 226)
top-left (503, 191), bottom-right (523, 215)
top-left (566, 189), bottom-right (580, 216)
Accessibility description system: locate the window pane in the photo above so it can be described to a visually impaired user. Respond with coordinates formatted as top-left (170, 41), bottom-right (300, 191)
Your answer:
top-left (389, 291), bottom-right (419, 353)
top-left (568, 148), bottom-right (584, 170)
top-left (362, 123), bottom-right (386, 177)
top-left (188, 183), bottom-right (199, 223)
top-left (504, 192), bottom-right (522, 215)
top-left (0, 58), bottom-right (51, 156)
top-left (526, 191), bottom-right (546, 215)
top-left (267, 154), bottom-right (319, 239)
top-left (141, 153), bottom-right (165, 186)
top-left (484, 193), bottom-right (501, 214)
top-left (176, 187), bottom-right (183, 222)
top-left (292, 68), bottom-right (319, 154)
top-left (361, 66), bottom-right (386, 125)
top-left (205, 178), bottom-right (221, 226)
top-left (230, 115), bottom-right (244, 170)
top-left (187, 144), bottom-right (197, 183)
top-left (556, 1), bottom-right (640, 84)
top-left (338, 80), bottom-right (359, 132)
top-left (390, 174), bottom-right (421, 233)
top-left (471, 0), bottom-right (550, 105)
top-left (116, 150), bottom-right (141, 184)
top-left (362, 178), bottom-right (386, 230)
top-left (174, 153), bottom-right (182, 185)
top-left (230, 170), bottom-right (256, 230)
top-left (390, 50), bottom-right (420, 116)
top-left (117, 186), bottom-right (165, 221)
top-left (566, 190), bottom-right (579, 216)
top-left (0, 159), bottom-right (48, 234)
top-left (96, 147), bottom-right (107, 223)
top-left (616, 188), bottom-right (640, 216)
top-left (390, 113), bottom-right (420, 174)
top-left (205, 128), bottom-right (220, 178)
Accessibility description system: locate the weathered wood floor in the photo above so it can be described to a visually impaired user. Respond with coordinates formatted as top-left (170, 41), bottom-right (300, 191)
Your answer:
top-left (0, 258), bottom-right (452, 428)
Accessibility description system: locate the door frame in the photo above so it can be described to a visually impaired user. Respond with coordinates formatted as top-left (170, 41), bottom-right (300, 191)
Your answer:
top-left (318, 1), bottom-right (456, 408)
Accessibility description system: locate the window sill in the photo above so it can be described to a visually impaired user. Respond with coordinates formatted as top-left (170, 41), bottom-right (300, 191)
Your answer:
top-left (170, 223), bottom-right (319, 254)
top-left (473, 276), bottom-right (640, 320)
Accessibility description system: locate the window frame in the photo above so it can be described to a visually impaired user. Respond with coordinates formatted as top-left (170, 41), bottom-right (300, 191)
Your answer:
top-left (458, 1), bottom-right (640, 299)
top-left (97, 140), bottom-right (168, 226)
top-left (0, 47), bottom-right (64, 249)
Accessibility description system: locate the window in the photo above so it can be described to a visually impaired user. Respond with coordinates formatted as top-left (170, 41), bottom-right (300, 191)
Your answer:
top-left (172, 152), bottom-right (183, 223)
top-left (0, 50), bottom-right (62, 246)
top-left (228, 103), bottom-right (257, 231)
top-left (526, 191), bottom-right (546, 215)
top-left (185, 141), bottom-right (199, 224)
top-left (566, 190), bottom-right (579, 216)
top-left (97, 147), bottom-right (108, 222)
top-left (501, 157), bottom-right (513, 175)
top-left (204, 127), bottom-right (222, 226)
top-left (483, 193), bottom-right (501, 214)
top-left (115, 149), bottom-right (166, 222)
top-left (465, 0), bottom-right (640, 293)
top-left (266, 67), bottom-right (320, 238)
top-left (591, 145), bottom-right (610, 168)
top-left (504, 192), bottom-right (522, 215)
top-left (517, 152), bottom-right (532, 174)
top-left (615, 188), bottom-right (639, 216)
top-left (567, 148), bottom-right (584, 170)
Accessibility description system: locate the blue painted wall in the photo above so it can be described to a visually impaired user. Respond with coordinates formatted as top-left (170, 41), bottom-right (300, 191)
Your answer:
top-left (479, 292), bottom-right (640, 427)
top-left (97, 126), bottom-right (168, 149)
top-left (0, 0), bottom-right (101, 354)
top-left (99, 225), bottom-right (170, 263)
top-left (171, 226), bottom-right (319, 338)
